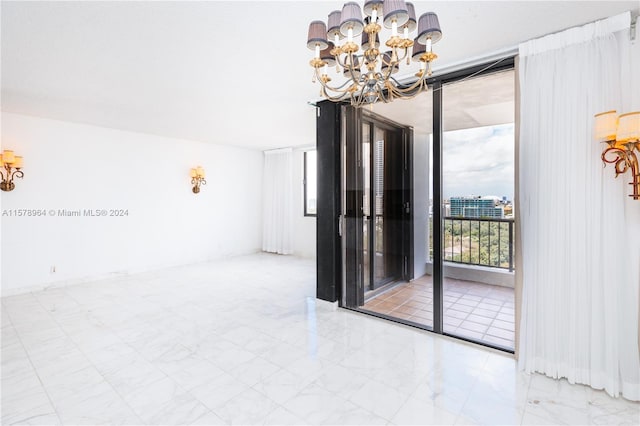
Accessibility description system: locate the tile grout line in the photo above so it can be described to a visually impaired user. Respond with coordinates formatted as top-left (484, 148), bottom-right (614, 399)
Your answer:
top-left (4, 291), bottom-right (64, 426)
top-left (30, 288), bottom-right (147, 425)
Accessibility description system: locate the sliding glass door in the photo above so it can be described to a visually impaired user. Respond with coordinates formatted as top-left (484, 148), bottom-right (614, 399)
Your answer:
top-left (337, 59), bottom-right (516, 352)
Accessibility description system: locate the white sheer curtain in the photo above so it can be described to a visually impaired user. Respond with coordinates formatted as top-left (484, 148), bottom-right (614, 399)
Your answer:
top-left (262, 148), bottom-right (293, 255)
top-left (518, 12), bottom-right (640, 401)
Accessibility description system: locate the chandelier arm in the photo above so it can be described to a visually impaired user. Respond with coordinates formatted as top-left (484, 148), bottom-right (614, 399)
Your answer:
top-left (381, 65), bottom-right (395, 83)
top-left (335, 52), bottom-right (365, 73)
top-left (320, 80), bottom-right (358, 93)
top-left (378, 83), bottom-right (393, 103)
top-left (389, 82), bottom-right (425, 99)
top-left (345, 57), bottom-right (363, 86)
top-left (389, 84), bottom-right (427, 101)
top-left (321, 86), bottom-right (351, 102)
top-left (380, 54), bottom-right (394, 68)
top-left (388, 72), bottom-right (429, 94)
top-left (334, 51), bottom-right (360, 69)
top-left (314, 67), bottom-right (358, 93)
top-left (395, 47), bottom-right (409, 63)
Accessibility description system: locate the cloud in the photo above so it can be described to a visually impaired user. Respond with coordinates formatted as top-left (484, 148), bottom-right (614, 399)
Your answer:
top-left (430, 123), bottom-right (515, 200)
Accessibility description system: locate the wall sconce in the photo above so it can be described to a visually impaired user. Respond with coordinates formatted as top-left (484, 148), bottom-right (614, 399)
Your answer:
top-left (190, 166), bottom-right (206, 194)
top-left (595, 111), bottom-right (640, 200)
top-left (0, 150), bottom-right (24, 192)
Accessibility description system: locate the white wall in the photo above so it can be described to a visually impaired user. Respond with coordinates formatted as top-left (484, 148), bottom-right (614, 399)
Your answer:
top-left (291, 148), bottom-right (316, 259)
top-left (1, 113), bottom-right (263, 294)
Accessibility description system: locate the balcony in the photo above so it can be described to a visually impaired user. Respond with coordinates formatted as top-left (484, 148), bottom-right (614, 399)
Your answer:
top-left (363, 217), bottom-right (515, 349)
top-left (440, 216), bottom-right (515, 271)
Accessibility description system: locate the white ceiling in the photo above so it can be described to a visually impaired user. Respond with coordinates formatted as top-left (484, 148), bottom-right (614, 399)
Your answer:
top-left (371, 70), bottom-right (515, 136)
top-left (1, 1), bottom-right (637, 150)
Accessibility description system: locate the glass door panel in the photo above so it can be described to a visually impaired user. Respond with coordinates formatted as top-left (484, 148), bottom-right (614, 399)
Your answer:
top-left (373, 126), bottom-right (388, 289)
top-left (362, 123), bottom-right (371, 292)
top-left (441, 70), bottom-right (516, 350)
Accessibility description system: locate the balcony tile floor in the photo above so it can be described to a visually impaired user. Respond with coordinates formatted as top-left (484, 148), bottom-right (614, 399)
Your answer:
top-left (363, 274), bottom-right (515, 349)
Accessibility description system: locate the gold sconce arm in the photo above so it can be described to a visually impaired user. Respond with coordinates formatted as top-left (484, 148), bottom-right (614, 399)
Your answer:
top-left (601, 142), bottom-right (640, 200)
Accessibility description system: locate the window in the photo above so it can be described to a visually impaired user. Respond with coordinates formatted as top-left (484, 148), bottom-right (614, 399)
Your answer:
top-left (304, 150), bottom-right (317, 216)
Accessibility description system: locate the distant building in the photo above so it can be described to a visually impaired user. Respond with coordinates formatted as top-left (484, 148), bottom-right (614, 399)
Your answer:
top-left (450, 196), bottom-right (504, 218)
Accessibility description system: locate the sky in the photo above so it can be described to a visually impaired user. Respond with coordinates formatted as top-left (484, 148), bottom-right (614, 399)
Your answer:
top-left (430, 123), bottom-right (515, 201)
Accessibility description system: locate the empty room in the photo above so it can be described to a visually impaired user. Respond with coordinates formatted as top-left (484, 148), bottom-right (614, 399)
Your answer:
top-left (1, 1), bottom-right (639, 425)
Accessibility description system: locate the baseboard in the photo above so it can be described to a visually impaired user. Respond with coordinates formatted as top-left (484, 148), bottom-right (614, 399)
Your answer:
top-left (315, 298), bottom-right (339, 311)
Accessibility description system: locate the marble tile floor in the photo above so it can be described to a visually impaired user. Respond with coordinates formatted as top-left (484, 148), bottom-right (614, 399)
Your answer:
top-left (1, 253), bottom-right (638, 425)
top-left (363, 275), bottom-right (515, 349)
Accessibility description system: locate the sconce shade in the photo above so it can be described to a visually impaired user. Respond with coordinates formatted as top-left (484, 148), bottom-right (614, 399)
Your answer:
top-left (307, 21), bottom-right (329, 50)
top-left (196, 166), bottom-right (205, 178)
top-left (340, 2), bottom-right (364, 37)
top-left (363, 0), bottom-right (384, 16)
top-left (327, 10), bottom-right (343, 39)
top-left (594, 110), bottom-right (618, 142)
top-left (417, 12), bottom-right (442, 44)
top-left (13, 156), bottom-right (23, 168)
top-left (2, 150), bottom-right (15, 164)
top-left (616, 111), bottom-right (640, 142)
top-left (403, 3), bottom-right (417, 31)
top-left (190, 168), bottom-right (197, 178)
top-left (383, 0), bottom-right (409, 28)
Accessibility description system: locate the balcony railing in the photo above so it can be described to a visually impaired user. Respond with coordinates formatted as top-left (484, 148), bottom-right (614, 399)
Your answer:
top-left (441, 216), bottom-right (515, 272)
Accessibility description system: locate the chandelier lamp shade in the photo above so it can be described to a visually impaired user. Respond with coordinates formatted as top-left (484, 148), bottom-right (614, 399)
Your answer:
top-left (307, 0), bottom-right (442, 107)
top-left (594, 110), bottom-right (640, 200)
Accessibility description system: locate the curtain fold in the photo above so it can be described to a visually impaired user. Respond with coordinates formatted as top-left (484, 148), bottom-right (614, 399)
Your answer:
top-left (262, 148), bottom-right (293, 255)
top-left (518, 12), bottom-right (640, 401)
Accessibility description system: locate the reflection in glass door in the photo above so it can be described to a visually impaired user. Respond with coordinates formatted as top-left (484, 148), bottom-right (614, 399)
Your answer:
top-left (363, 123), bottom-right (395, 294)
top-left (343, 108), bottom-right (413, 308)
top-left (362, 123), bottom-right (371, 292)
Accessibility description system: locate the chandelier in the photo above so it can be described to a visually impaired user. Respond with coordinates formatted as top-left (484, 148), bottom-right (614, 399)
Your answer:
top-left (307, 0), bottom-right (442, 107)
